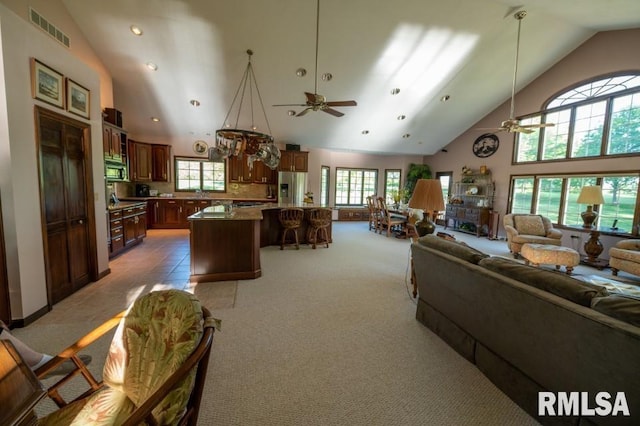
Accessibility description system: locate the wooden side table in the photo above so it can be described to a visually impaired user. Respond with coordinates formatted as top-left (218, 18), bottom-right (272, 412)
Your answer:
top-left (565, 225), bottom-right (627, 270)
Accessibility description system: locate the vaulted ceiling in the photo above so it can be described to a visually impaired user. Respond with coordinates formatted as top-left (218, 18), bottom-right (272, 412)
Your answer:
top-left (61, 0), bottom-right (640, 155)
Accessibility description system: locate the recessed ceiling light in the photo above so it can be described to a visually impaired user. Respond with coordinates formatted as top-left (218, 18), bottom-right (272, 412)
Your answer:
top-left (151, 117), bottom-right (160, 122)
top-left (361, 130), bottom-right (370, 135)
top-left (296, 68), bottom-right (307, 77)
top-left (130, 25), bottom-right (143, 36)
top-left (321, 73), bottom-right (332, 81)
top-left (190, 99), bottom-right (201, 107)
top-left (391, 88), bottom-right (401, 95)
top-left (440, 95), bottom-right (451, 102)
top-left (402, 133), bottom-right (411, 138)
top-left (397, 115), bottom-right (406, 120)
top-left (287, 110), bottom-right (296, 116)
top-left (146, 62), bottom-right (158, 71)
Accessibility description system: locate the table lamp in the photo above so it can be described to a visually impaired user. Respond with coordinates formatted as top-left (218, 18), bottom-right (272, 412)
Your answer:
top-left (576, 185), bottom-right (604, 228)
top-left (408, 179), bottom-right (445, 236)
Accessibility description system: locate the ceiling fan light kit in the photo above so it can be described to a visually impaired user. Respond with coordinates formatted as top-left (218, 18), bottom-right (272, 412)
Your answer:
top-left (211, 49), bottom-right (280, 170)
top-left (272, 0), bottom-right (357, 117)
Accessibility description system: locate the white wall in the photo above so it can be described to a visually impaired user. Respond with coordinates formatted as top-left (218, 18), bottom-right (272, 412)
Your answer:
top-left (0, 3), bottom-right (110, 320)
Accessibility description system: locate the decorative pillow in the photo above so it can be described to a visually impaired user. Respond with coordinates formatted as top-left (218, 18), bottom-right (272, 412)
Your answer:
top-left (417, 234), bottom-right (489, 264)
top-left (513, 215), bottom-right (546, 236)
top-left (591, 294), bottom-right (640, 326)
top-left (478, 257), bottom-right (609, 307)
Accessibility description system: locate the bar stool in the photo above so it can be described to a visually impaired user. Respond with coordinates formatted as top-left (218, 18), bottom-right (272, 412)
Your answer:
top-left (307, 208), bottom-right (332, 249)
top-left (279, 208), bottom-right (305, 250)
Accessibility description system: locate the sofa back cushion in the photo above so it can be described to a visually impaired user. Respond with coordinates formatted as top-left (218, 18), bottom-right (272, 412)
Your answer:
top-left (478, 257), bottom-right (609, 306)
top-left (591, 294), bottom-right (640, 326)
top-left (513, 214), bottom-right (546, 236)
top-left (417, 234), bottom-right (489, 264)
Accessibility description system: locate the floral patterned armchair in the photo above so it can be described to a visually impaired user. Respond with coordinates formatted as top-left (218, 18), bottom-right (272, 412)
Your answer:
top-left (36, 290), bottom-right (218, 426)
top-left (609, 239), bottom-right (640, 277)
top-left (503, 214), bottom-right (563, 257)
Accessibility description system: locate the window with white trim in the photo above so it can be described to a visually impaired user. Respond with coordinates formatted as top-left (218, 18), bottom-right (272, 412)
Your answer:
top-left (175, 157), bottom-right (226, 192)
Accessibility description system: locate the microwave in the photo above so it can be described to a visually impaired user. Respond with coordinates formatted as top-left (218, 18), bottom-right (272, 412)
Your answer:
top-left (105, 162), bottom-right (128, 181)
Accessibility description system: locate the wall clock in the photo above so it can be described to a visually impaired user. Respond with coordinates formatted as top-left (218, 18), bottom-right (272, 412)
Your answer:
top-left (472, 133), bottom-right (499, 158)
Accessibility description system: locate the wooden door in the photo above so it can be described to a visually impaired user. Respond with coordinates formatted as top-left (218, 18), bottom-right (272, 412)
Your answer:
top-left (0, 193), bottom-right (11, 325)
top-left (36, 107), bottom-right (97, 305)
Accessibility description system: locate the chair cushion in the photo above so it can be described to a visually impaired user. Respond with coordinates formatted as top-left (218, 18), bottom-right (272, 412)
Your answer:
top-left (591, 294), bottom-right (640, 327)
top-left (103, 290), bottom-right (204, 424)
top-left (513, 215), bottom-right (546, 236)
top-left (478, 257), bottom-right (609, 307)
top-left (417, 234), bottom-right (488, 264)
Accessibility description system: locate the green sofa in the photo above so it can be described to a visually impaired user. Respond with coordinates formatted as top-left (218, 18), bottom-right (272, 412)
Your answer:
top-left (412, 235), bottom-right (640, 426)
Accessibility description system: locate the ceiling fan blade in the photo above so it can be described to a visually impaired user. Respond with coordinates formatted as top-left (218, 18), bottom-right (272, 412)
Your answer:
top-left (296, 108), bottom-right (312, 117)
top-left (273, 103), bottom-right (307, 107)
top-left (325, 100), bottom-right (357, 107)
top-left (514, 127), bottom-right (535, 134)
top-left (519, 123), bottom-right (556, 129)
top-left (322, 107), bottom-right (344, 117)
top-left (304, 92), bottom-right (322, 103)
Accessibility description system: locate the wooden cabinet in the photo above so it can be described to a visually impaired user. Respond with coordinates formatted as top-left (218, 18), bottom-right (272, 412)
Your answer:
top-left (109, 202), bottom-right (146, 257)
top-left (444, 171), bottom-right (494, 237)
top-left (228, 155), bottom-right (252, 183)
top-left (150, 199), bottom-right (210, 229)
top-left (338, 208), bottom-right (367, 221)
top-left (252, 161), bottom-right (278, 184)
top-left (278, 151), bottom-right (308, 172)
top-left (128, 140), bottom-right (152, 182)
top-left (152, 144), bottom-right (171, 182)
top-left (103, 122), bottom-right (126, 162)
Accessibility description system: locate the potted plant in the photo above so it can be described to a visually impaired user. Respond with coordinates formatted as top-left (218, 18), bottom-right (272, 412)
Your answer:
top-left (405, 164), bottom-right (432, 200)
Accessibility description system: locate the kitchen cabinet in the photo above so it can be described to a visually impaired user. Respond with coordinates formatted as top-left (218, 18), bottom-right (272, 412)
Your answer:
top-left (152, 144), bottom-right (171, 182)
top-left (109, 202), bottom-right (146, 257)
top-left (150, 199), bottom-right (211, 229)
top-left (103, 122), bottom-right (126, 163)
top-left (252, 161), bottom-right (278, 184)
top-left (128, 140), bottom-right (152, 182)
top-left (278, 151), bottom-right (308, 172)
top-left (228, 155), bottom-right (252, 183)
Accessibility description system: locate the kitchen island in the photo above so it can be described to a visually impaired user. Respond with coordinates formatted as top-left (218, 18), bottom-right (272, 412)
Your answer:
top-left (188, 204), bottom-right (333, 282)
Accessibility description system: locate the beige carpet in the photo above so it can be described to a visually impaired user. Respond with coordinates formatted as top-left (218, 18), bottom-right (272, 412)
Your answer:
top-left (15, 223), bottom-right (540, 425)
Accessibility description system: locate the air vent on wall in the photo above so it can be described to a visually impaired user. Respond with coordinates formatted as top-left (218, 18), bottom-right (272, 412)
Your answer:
top-left (29, 7), bottom-right (70, 48)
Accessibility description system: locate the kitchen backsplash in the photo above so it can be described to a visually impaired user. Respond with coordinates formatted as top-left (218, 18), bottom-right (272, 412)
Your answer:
top-left (113, 181), bottom-right (275, 199)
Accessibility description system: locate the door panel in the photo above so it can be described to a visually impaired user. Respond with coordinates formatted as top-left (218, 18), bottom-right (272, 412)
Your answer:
top-left (36, 107), bottom-right (97, 306)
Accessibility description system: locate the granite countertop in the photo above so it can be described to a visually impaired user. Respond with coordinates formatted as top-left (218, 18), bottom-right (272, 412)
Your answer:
top-left (120, 196), bottom-right (277, 202)
top-left (188, 202), bottom-right (334, 221)
top-left (107, 200), bottom-right (147, 210)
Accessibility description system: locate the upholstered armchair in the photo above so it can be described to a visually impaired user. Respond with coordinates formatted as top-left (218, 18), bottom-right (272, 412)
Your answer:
top-left (503, 214), bottom-right (563, 257)
top-left (609, 239), bottom-right (640, 277)
top-left (36, 290), bottom-right (217, 426)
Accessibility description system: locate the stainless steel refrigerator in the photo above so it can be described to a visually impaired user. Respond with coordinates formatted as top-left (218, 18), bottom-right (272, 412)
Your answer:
top-left (278, 171), bottom-right (307, 205)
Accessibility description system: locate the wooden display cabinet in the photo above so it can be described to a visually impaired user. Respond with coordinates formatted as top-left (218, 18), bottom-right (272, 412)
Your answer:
top-left (444, 171), bottom-right (494, 237)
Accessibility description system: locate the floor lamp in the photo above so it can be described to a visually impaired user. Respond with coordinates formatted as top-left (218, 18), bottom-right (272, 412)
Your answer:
top-left (408, 179), bottom-right (445, 237)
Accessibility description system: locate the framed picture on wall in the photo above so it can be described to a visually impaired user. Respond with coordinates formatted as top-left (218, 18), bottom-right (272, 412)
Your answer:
top-left (30, 58), bottom-right (64, 109)
top-left (66, 79), bottom-right (90, 119)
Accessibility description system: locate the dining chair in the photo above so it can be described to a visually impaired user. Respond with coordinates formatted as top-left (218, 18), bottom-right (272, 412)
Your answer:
top-left (366, 195), bottom-right (380, 232)
top-left (376, 197), bottom-right (407, 237)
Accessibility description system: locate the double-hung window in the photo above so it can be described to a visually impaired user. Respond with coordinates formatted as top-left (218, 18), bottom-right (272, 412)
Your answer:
top-left (174, 157), bottom-right (226, 192)
top-left (335, 168), bottom-right (377, 206)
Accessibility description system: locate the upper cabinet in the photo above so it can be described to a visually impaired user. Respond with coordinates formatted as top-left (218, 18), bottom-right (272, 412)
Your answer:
top-left (129, 140), bottom-right (152, 182)
top-left (103, 122), bottom-right (126, 163)
top-left (152, 144), bottom-right (171, 182)
top-left (228, 155), bottom-right (278, 184)
top-left (278, 151), bottom-right (308, 172)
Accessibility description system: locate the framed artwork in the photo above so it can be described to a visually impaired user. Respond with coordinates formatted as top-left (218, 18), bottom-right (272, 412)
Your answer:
top-left (66, 79), bottom-right (90, 119)
top-left (30, 58), bottom-right (64, 109)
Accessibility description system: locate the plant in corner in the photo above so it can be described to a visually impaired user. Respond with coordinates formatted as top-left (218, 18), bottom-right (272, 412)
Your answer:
top-left (405, 163), bottom-right (432, 200)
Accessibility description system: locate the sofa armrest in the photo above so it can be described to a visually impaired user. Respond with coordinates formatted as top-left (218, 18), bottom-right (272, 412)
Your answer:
top-left (504, 224), bottom-right (518, 237)
top-left (615, 239), bottom-right (640, 251)
top-left (546, 229), bottom-right (563, 239)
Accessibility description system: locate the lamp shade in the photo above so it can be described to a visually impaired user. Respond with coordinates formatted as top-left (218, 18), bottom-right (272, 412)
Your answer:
top-left (408, 179), bottom-right (445, 212)
top-left (577, 186), bottom-right (604, 205)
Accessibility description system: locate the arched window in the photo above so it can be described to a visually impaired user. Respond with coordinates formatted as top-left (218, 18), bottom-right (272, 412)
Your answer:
top-left (514, 72), bottom-right (640, 163)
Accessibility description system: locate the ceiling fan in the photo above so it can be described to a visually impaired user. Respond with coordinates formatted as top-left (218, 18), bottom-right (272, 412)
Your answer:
top-left (272, 0), bottom-right (357, 117)
top-left (482, 10), bottom-right (555, 134)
